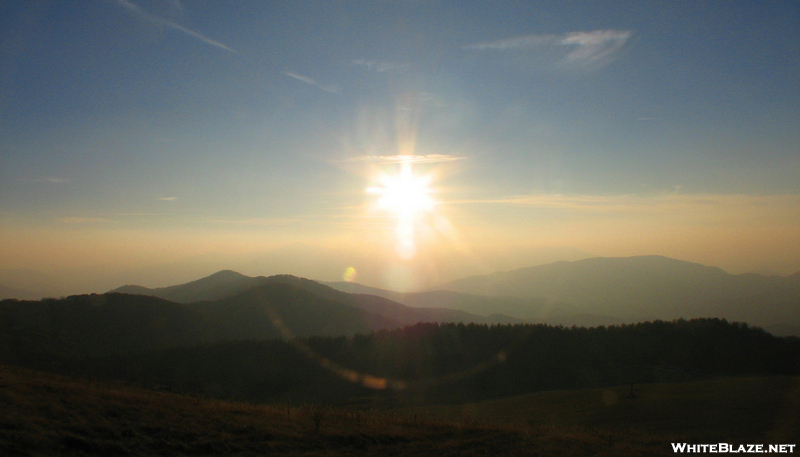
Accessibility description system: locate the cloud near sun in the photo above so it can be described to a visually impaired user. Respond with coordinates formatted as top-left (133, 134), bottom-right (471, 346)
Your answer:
top-left (340, 154), bottom-right (467, 165)
top-left (60, 217), bottom-right (116, 225)
top-left (284, 72), bottom-right (342, 94)
top-left (461, 193), bottom-right (800, 222)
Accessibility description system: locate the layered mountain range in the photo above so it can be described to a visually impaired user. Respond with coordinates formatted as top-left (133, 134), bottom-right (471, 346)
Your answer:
top-left (2, 256), bottom-right (798, 343)
top-left (110, 271), bottom-right (522, 327)
top-left (2, 255), bottom-right (798, 406)
top-left (326, 256), bottom-right (800, 336)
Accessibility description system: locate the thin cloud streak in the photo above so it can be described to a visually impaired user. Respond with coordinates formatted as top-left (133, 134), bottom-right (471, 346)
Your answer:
top-left (464, 35), bottom-right (555, 51)
top-left (61, 217), bottom-right (116, 224)
top-left (351, 59), bottom-right (410, 73)
top-left (450, 193), bottom-right (800, 216)
top-left (560, 30), bottom-right (631, 64)
top-left (208, 218), bottom-right (300, 226)
top-left (113, 0), bottom-right (237, 53)
top-left (285, 72), bottom-right (341, 94)
top-left (340, 154), bottom-right (466, 164)
top-left (464, 29), bottom-right (632, 69)
top-left (34, 176), bottom-right (68, 183)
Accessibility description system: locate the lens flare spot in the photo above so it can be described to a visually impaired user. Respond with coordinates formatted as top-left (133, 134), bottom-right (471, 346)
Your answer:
top-left (361, 375), bottom-right (388, 390)
top-left (343, 266), bottom-right (358, 282)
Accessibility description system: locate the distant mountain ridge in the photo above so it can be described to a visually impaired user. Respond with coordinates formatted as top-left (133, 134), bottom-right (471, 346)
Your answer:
top-left (429, 255), bottom-right (800, 334)
top-left (0, 268), bottom-right (63, 300)
top-left (0, 282), bottom-right (403, 366)
top-left (321, 282), bottom-right (608, 325)
top-left (0, 284), bottom-right (40, 301)
top-left (110, 272), bottom-right (521, 327)
top-left (112, 270), bottom-right (262, 303)
top-left (108, 255), bottom-right (800, 336)
top-left (3, 274), bottom-right (539, 370)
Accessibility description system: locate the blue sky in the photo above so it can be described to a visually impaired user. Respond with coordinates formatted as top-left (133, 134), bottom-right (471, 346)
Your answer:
top-left (1, 1), bottom-right (799, 292)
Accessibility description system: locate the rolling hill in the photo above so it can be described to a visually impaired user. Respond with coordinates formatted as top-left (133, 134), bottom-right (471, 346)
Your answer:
top-left (0, 284), bottom-right (39, 301)
top-left (322, 282), bottom-right (622, 326)
top-left (0, 268), bottom-right (62, 300)
top-left (430, 256), bottom-right (800, 334)
top-left (111, 256), bottom-right (800, 335)
top-left (111, 272), bottom-right (521, 326)
top-left (51, 319), bottom-right (800, 408)
top-left (0, 282), bottom-right (402, 368)
top-left (111, 269), bottom-right (265, 303)
top-left (189, 282), bottom-right (400, 340)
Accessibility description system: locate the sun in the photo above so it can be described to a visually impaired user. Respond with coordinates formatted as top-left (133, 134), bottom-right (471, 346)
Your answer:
top-left (369, 163), bottom-right (434, 219)
top-left (367, 161), bottom-right (436, 259)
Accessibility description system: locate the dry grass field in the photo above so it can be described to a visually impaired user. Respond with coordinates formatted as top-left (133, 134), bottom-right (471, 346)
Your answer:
top-left (0, 364), bottom-right (684, 456)
top-left (396, 376), bottom-right (800, 443)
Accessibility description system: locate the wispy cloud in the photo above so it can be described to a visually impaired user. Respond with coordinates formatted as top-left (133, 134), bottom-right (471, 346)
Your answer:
top-left (464, 35), bottom-right (555, 51)
top-left (208, 218), bottom-right (300, 226)
top-left (34, 176), bottom-right (68, 183)
top-left (166, 0), bottom-right (184, 18)
top-left (352, 59), bottom-right (410, 73)
top-left (156, 196), bottom-right (178, 201)
top-left (113, 0), bottom-right (236, 53)
top-left (340, 154), bottom-right (467, 165)
top-left (395, 91), bottom-right (449, 111)
top-left (285, 72), bottom-right (341, 94)
top-left (560, 30), bottom-right (631, 65)
top-left (453, 193), bottom-right (800, 218)
top-left (60, 217), bottom-right (116, 224)
top-left (464, 29), bottom-right (632, 70)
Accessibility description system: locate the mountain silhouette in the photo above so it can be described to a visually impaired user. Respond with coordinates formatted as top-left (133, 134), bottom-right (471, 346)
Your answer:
top-left (0, 268), bottom-right (63, 300)
top-left (0, 284), bottom-right (39, 301)
top-left (0, 282), bottom-right (404, 367)
top-left (431, 255), bottom-right (800, 333)
top-left (105, 256), bottom-right (800, 336)
top-left (323, 282), bottom-right (580, 322)
top-left (189, 282), bottom-right (401, 340)
top-left (111, 272), bottom-right (520, 326)
top-left (0, 293), bottom-right (205, 362)
top-left (111, 270), bottom-right (260, 303)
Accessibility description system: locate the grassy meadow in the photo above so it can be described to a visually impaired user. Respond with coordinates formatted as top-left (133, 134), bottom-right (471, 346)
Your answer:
top-left (0, 363), bottom-right (688, 456)
top-left (397, 376), bottom-right (800, 443)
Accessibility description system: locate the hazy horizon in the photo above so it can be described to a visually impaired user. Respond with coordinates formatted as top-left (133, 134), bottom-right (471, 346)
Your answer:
top-left (2, 1), bottom-right (799, 294)
top-left (2, 251), bottom-right (797, 300)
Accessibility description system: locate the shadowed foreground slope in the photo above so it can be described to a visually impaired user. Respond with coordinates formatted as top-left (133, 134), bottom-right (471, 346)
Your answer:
top-left (0, 364), bottom-right (681, 457)
top-left (398, 376), bottom-right (800, 443)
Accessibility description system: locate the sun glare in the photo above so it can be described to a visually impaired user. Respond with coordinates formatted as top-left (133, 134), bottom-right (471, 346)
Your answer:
top-left (368, 162), bottom-right (436, 259)
top-left (371, 163), bottom-right (434, 218)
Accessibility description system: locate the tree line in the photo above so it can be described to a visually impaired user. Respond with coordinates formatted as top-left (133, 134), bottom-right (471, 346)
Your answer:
top-left (35, 318), bottom-right (800, 406)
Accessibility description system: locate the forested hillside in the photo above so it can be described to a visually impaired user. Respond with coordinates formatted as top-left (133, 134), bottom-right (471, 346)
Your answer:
top-left (43, 319), bottom-right (800, 406)
top-left (0, 283), bottom-right (399, 368)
